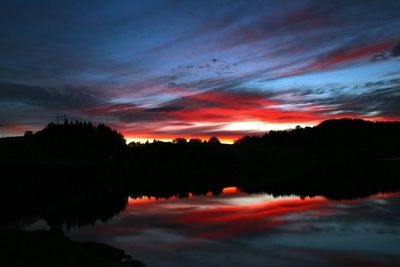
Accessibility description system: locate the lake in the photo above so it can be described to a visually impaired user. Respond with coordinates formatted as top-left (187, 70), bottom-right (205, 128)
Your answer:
top-left (36, 187), bottom-right (398, 267)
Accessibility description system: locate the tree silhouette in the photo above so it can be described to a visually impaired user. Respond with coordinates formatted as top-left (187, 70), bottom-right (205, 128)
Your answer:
top-left (208, 136), bottom-right (221, 145)
top-left (173, 138), bottom-right (187, 144)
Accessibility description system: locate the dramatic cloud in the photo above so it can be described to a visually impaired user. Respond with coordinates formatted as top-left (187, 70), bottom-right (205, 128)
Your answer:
top-left (0, 0), bottom-right (399, 141)
top-left (0, 82), bottom-right (100, 109)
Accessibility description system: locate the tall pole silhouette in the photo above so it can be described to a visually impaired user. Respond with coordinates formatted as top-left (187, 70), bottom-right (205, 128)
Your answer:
top-left (56, 114), bottom-right (68, 124)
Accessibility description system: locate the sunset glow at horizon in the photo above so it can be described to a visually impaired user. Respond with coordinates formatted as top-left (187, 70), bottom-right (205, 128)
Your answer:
top-left (0, 1), bottom-right (399, 141)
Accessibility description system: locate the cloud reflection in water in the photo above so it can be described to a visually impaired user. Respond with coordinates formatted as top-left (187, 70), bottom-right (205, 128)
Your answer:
top-left (68, 189), bottom-right (400, 267)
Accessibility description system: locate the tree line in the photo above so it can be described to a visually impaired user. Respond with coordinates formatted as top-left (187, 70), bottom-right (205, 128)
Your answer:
top-left (0, 118), bottom-right (400, 228)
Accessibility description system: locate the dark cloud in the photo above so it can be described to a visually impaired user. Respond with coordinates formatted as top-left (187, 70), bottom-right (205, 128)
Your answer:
top-left (392, 42), bottom-right (400, 57)
top-left (301, 80), bottom-right (400, 119)
top-left (0, 82), bottom-right (100, 109)
top-left (144, 105), bottom-right (184, 113)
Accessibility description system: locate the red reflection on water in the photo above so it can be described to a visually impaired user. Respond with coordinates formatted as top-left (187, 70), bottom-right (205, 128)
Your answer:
top-left (71, 191), bottom-right (400, 267)
top-left (102, 191), bottom-right (400, 243)
top-left (127, 195), bottom-right (180, 205)
top-left (175, 196), bottom-right (329, 239)
top-left (222, 186), bottom-right (239, 194)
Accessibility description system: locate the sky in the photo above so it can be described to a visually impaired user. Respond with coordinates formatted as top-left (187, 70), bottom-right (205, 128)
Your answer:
top-left (0, 0), bottom-right (400, 143)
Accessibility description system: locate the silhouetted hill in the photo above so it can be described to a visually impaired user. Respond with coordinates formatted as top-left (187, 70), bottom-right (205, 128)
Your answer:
top-left (235, 118), bottom-right (400, 159)
top-left (0, 121), bottom-right (126, 160)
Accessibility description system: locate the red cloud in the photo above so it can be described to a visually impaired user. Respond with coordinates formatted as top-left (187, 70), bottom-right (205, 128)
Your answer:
top-left (310, 41), bottom-right (395, 71)
top-left (77, 89), bottom-right (390, 143)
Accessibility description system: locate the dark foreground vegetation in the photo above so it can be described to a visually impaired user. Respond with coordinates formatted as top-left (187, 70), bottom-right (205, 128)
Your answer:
top-left (0, 118), bottom-right (399, 265)
top-left (0, 228), bottom-right (145, 267)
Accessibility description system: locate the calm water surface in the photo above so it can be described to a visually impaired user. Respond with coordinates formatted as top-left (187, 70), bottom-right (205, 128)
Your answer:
top-left (64, 188), bottom-right (400, 266)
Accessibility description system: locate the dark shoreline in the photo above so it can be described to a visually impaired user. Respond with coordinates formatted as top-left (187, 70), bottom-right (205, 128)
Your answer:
top-left (0, 228), bottom-right (146, 267)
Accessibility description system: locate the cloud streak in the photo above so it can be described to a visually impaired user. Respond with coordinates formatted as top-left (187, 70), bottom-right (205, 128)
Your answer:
top-left (0, 0), bottom-right (400, 140)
